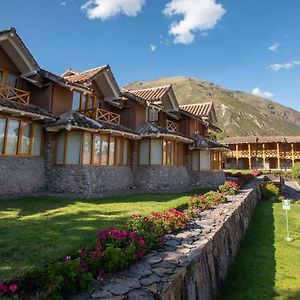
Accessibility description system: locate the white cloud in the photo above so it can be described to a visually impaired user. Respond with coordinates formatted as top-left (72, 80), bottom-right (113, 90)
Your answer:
top-left (269, 43), bottom-right (279, 52)
top-left (163, 0), bottom-right (226, 44)
top-left (149, 44), bottom-right (156, 52)
top-left (81, 0), bottom-right (145, 20)
top-left (252, 87), bottom-right (274, 99)
top-left (268, 61), bottom-right (300, 71)
top-left (60, 1), bottom-right (66, 5)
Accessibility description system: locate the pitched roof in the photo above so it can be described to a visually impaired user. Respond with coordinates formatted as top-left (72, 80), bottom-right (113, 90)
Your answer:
top-left (46, 110), bottom-right (137, 136)
top-left (135, 122), bottom-right (193, 143)
top-left (62, 66), bottom-right (108, 84)
top-left (180, 102), bottom-right (214, 117)
top-left (193, 135), bottom-right (228, 150)
top-left (0, 98), bottom-right (55, 120)
top-left (128, 86), bottom-right (172, 102)
top-left (222, 136), bottom-right (300, 144)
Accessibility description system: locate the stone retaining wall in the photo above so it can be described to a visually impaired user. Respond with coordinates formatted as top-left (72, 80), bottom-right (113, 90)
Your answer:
top-left (0, 156), bottom-right (45, 196)
top-left (80, 182), bottom-right (260, 300)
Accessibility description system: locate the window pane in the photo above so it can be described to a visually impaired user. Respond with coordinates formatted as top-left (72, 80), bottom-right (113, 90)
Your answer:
top-left (163, 140), bottom-right (167, 165)
top-left (56, 132), bottom-right (65, 164)
top-left (150, 139), bottom-right (162, 165)
top-left (192, 151), bottom-right (199, 171)
top-left (5, 119), bottom-right (19, 154)
top-left (116, 138), bottom-right (122, 165)
top-left (66, 132), bottom-right (82, 164)
top-left (109, 137), bottom-right (115, 165)
top-left (101, 137), bottom-right (108, 165)
top-left (139, 139), bottom-right (149, 165)
top-left (93, 135), bottom-right (101, 164)
top-left (0, 71), bottom-right (3, 84)
top-left (72, 91), bottom-right (81, 110)
top-left (0, 118), bottom-right (6, 154)
top-left (32, 124), bottom-right (43, 156)
top-left (6, 73), bottom-right (18, 88)
top-left (82, 133), bottom-right (92, 165)
top-left (20, 122), bottom-right (32, 155)
top-left (123, 140), bottom-right (128, 165)
top-left (82, 95), bottom-right (89, 110)
top-left (200, 150), bottom-right (210, 170)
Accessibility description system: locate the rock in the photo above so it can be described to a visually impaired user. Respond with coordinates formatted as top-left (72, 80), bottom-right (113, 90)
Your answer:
top-left (102, 283), bottom-right (132, 295)
top-left (91, 290), bottom-right (113, 299)
top-left (127, 289), bottom-right (155, 300)
top-left (165, 239), bottom-right (180, 247)
top-left (140, 274), bottom-right (161, 286)
top-left (129, 263), bottom-right (152, 277)
top-left (152, 267), bottom-right (173, 276)
top-left (144, 255), bottom-right (162, 264)
top-left (147, 284), bottom-right (158, 294)
top-left (111, 276), bottom-right (141, 289)
top-left (152, 261), bottom-right (175, 269)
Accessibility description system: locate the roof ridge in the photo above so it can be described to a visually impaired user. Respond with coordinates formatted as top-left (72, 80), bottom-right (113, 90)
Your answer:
top-left (180, 102), bottom-right (213, 107)
top-left (80, 65), bottom-right (108, 74)
top-left (129, 85), bottom-right (171, 92)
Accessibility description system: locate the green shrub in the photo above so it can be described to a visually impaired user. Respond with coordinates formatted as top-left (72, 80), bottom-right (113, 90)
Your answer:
top-left (291, 162), bottom-right (300, 183)
top-left (260, 183), bottom-right (279, 200)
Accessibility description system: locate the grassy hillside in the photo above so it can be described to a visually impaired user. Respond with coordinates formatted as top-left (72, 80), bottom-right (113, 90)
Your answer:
top-left (125, 77), bottom-right (300, 139)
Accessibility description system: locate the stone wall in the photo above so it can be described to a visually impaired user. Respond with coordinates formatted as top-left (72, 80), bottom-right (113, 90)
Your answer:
top-left (133, 166), bottom-right (190, 191)
top-left (190, 170), bottom-right (226, 188)
top-left (0, 156), bottom-right (45, 197)
top-left (84, 182), bottom-right (260, 300)
top-left (46, 166), bottom-right (134, 196)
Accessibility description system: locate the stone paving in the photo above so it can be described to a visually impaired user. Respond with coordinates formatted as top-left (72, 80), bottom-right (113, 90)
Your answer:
top-left (72, 182), bottom-right (260, 300)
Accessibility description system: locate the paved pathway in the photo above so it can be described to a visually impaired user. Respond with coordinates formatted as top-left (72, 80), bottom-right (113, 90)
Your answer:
top-left (285, 181), bottom-right (300, 201)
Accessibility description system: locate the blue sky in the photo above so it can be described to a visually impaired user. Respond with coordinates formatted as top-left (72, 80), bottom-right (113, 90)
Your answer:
top-left (1, 0), bottom-right (300, 111)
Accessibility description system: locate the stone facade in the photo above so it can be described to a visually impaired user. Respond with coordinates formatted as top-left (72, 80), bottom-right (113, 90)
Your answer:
top-left (190, 170), bottom-right (226, 188)
top-left (0, 156), bottom-right (45, 197)
top-left (133, 166), bottom-right (190, 191)
top-left (45, 165), bottom-right (134, 196)
top-left (80, 182), bottom-right (260, 300)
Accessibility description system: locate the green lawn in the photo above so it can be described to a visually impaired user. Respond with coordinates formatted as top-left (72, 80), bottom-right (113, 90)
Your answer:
top-left (0, 190), bottom-right (206, 283)
top-left (219, 200), bottom-right (300, 300)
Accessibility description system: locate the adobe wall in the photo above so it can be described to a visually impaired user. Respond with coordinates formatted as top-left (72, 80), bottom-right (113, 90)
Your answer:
top-left (86, 182), bottom-right (261, 300)
top-left (0, 156), bottom-right (45, 196)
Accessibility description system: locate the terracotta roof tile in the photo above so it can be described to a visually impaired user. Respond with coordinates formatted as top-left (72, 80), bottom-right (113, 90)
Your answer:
top-left (180, 102), bottom-right (213, 117)
top-left (128, 86), bottom-right (171, 102)
top-left (222, 136), bottom-right (300, 144)
top-left (0, 98), bottom-right (55, 119)
top-left (62, 66), bottom-right (108, 84)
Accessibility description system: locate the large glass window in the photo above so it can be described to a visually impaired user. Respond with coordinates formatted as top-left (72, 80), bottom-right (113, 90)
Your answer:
top-left (65, 132), bottom-right (82, 164)
top-left (139, 139), bottom-right (150, 165)
top-left (93, 135), bottom-right (101, 164)
top-left (200, 150), bottom-right (210, 170)
top-left (72, 91), bottom-right (81, 110)
top-left (150, 139), bottom-right (162, 165)
top-left (109, 137), bottom-right (115, 165)
top-left (5, 119), bottom-right (20, 154)
top-left (32, 124), bottom-right (42, 156)
top-left (56, 132), bottom-right (65, 164)
top-left (192, 151), bottom-right (200, 171)
top-left (123, 140), bottom-right (128, 165)
top-left (0, 70), bottom-right (3, 85)
top-left (20, 122), bottom-right (32, 155)
top-left (147, 108), bottom-right (158, 122)
top-left (6, 73), bottom-right (18, 88)
top-left (101, 137), bottom-right (109, 165)
top-left (82, 133), bottom-right (92, 165)
top-left (0, 118), bottom-right (6, 153)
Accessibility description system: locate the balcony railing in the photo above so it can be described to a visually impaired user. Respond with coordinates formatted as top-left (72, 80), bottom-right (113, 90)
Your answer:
top-left (0, 84), bottom-right (30, 104)
top-left (80, 107), bottom-right (120, 125)
top-left (159, 120), bottom-right (179, 133)
top-left (226, 150), bottom-right (300, 159)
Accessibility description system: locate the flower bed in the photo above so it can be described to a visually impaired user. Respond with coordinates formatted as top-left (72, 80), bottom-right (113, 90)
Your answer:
top-left (1, 185), bottom-right (240, 299)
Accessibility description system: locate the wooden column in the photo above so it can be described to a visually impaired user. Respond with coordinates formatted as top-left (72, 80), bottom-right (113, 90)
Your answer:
top-left (248, 143), bottom-right (252, 169)
top-left (218, 152), bottom-right (222, 170)
top-left (262, 143), bottom-right (266, 168)
top-left (291, 143), bottom-right (295, 167)
top-left (277, 142), bottom-right (280, 169)
top-left (235, 144), bottom-right (239, 169)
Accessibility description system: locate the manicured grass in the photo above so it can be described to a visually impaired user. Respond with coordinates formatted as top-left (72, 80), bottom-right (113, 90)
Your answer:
top-left (0, 190), bottom-right (206, 282)
top-left (218, 200), bottom-right (300, 300)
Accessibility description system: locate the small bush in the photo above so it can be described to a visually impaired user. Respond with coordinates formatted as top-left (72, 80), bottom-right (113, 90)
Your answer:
top-left (260, 183), bottom-right (279, 200)
top-left (291, 162), bottom-right (300, 183)
top-left (251, 169), bottom-right (262, 176)
top-left (189, 191), bottom-right (226, 210)
top-left (219, 181), bottom-right (239, 195)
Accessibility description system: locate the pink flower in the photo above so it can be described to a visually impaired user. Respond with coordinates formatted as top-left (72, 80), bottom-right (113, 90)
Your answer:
top-left (64, 255), bottom-right (71, 263)
top-left (9, 284), bottom-right (17, 293)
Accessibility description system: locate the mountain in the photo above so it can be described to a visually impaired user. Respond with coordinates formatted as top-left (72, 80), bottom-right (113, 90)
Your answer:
top-left (125, 77), bottom-right (300, 139)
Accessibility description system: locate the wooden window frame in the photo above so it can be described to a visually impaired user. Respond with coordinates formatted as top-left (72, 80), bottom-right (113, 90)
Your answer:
top-left (0, 114), bottom-right (43, 157)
